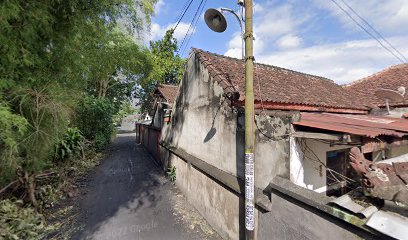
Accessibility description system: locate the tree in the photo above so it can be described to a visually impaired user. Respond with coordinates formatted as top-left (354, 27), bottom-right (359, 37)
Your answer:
top-left (83, 28), bottom-right (153, 112)
top-left (137, 29), bottom-right (185, 111)
top-left (0, 0), bottom-right (157, 185)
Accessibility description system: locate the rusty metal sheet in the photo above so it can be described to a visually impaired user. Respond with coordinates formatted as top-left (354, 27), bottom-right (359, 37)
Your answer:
top-left (294, 119), bottom-right (405, 138)
top-left (303, 113), bottom-right (408, 132)
top-left (394, 162), bottom-right (408, 184)
top-left (294, 113), bottom-right (408, 138)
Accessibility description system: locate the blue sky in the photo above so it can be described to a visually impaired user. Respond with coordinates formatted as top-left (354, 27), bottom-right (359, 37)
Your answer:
top-left (146, 0), bottom-right (408, 84)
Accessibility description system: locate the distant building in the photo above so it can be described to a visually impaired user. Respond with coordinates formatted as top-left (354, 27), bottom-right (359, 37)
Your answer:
top-left (136, 84), bottom-right (179, 161)
top-left (346, 63), bottom-right (408, 117)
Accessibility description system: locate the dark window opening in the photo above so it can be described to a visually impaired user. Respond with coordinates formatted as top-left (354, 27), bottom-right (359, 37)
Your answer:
top-left (326, 149), bottom-right (361, 197)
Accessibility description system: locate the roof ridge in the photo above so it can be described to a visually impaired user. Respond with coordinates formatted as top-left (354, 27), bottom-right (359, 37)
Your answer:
top-left (192, 48), bottom-right (336, 83)
top-left (345, 63), bottom-right (408, 88)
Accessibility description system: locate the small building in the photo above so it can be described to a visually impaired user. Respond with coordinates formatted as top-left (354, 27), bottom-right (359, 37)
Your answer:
top-left (136, 84), bottom-right (179, 162)
top-left (158, 49), bottom-right (408, 239)
top-left (346, 63), bottom-right (408, 117)
top-left (291, 112), bottom-right (408, 196)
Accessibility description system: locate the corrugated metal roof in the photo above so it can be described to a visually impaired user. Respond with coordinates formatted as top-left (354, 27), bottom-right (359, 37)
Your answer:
top-left (294, 113), bottom-right (408, 138)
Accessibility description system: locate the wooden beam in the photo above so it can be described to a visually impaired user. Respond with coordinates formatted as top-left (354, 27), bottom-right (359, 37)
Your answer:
top-left (292, 131), bottom-right (345, 141)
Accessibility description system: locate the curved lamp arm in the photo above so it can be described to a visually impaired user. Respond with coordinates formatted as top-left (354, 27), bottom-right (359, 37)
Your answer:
top-left (220, 8), bottom-right (245, 59)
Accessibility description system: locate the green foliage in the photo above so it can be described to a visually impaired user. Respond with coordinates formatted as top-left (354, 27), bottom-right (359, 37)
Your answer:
top-left (137, 30), bottom-right (185, 112)
top-left (149, 29), bottom-right (185, 84)
top-left (0, 0), bottom-right (158, 185)
top-left (54, 128), bottom-right (85, 161)
top-left (84, 29), bottom-right (153, 102)
top-left (0, 100), bottom-right (28, 185)
top-left (75, 97), bottom-right (114, 150)
top-left (0, 199), bottom-right (53, 240)
top-left (167, 166), bottom-right (177, 182)
top-left (113, 101), bottom-right (138, 125)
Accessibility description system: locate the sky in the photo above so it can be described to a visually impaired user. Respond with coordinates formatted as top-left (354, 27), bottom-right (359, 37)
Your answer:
top-left (145, 0), bottom-right (408, 84)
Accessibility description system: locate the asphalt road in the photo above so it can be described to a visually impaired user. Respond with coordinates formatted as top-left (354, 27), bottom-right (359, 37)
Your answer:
top-left (72, 133), bottom-right (220, 240)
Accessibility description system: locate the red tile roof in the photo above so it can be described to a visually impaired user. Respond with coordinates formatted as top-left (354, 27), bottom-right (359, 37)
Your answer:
top-left (294, 112), bottom-right (408, 138)
top-left (156, 84), bottom-right (179, 104)
top-left (345, 64), bottom-right (408, 107)
top-left (193, 49), bottom-right (368, 113)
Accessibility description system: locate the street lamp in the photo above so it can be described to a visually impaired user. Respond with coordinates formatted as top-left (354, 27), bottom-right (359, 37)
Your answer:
top-left (205, 1), bottom-right (256, 239)
top-left (204, 8), bottom-right (244, 59)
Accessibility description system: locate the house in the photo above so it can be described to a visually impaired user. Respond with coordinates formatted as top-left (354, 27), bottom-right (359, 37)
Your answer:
top-left (151, 84), bottom-right (179, 128)
top-left (158, 48), bottom-right (408, 239)
top-left (345, 63), bottom-right (408, 117)
top-left (291, 112), bottom-right (408, 196)
top-left (135, 84), bottom-right (179, 162)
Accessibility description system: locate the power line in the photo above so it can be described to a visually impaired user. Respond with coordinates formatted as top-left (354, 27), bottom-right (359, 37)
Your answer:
top-left (178, 0), bottom-right (205, 54)
top-left (181, 0), bottom-right (208, 55)
top-left (337, 0), bottom-right (408, 62)
top-left (172, 0), bottom-right (195, 31)
top-left (330, 0), bottom-right (406, 64)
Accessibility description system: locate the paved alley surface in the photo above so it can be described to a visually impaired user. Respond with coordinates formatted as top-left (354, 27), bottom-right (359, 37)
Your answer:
top-left (72, 133), bottom-right (220, 240)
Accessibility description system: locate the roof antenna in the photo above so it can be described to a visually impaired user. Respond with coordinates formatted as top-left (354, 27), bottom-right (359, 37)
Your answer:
top-left (375, 87), bottom-right (405, 114)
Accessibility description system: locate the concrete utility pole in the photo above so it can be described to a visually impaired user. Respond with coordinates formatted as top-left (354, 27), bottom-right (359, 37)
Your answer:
top-left (243, 0), bottom-right (255, 239)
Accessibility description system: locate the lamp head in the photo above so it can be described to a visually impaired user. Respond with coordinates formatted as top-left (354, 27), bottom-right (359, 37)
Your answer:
top-left (204, 8), bottom-right (227, 33)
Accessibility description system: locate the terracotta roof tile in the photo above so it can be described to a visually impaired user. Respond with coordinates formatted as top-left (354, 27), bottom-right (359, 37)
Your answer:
top-left (193, 48), bottom-right (367, 112)
top-left (345, 64), bottom-right (408, 107)
top-left (156, 84), bottom-right (179, 104)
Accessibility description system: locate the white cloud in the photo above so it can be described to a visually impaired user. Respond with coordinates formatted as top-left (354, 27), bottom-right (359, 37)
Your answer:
top-left (276, 34), bottom-right (302, 49)
top-left (147, 22), bottom-right (195, 42)
top-left (313, 0), bottom-right (408, 34)
top-left (154, 0), bottom-right (165, 15)
top-left (222, 0), bottom-right (408, 85)
top-left (256, 36), bottom-right (408, 84)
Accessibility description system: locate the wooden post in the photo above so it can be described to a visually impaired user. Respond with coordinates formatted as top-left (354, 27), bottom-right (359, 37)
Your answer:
top-left (244, 0), bottom-right (255, 239)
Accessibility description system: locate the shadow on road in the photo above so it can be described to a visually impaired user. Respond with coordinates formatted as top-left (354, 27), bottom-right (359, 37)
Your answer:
top-left (71, 134), bottom-right (193, 240)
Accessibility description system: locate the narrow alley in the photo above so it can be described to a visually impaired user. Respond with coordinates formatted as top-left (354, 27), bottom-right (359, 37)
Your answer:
top-left (72, 133), bottom-right (219, 240)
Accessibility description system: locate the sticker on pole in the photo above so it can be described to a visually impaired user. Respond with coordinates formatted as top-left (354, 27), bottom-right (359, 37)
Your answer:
top-left (245, 153), bottom-right (254, 201)
top-left (245, 174), bottom-right (254, 200)
top-left (245, 202), bottom-right (255, 230)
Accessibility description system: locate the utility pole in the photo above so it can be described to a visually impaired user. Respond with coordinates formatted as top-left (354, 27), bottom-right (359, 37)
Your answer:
top-left (243, 0), bottom-right (255, 239)
top-left (204, 1), bottom-right (256, 238)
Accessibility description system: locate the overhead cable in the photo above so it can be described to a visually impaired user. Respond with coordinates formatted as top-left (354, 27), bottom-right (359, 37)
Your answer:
top-left (330, 0), bottom-right (406, 63)
top-left (337, 0), bottom-right (408, 62)
top-left (178, 0), bottom-right (205, 54)
top-left (172, 0), bottom-right (195, 31)
top-left (181, 0), bottom-right (208, 55)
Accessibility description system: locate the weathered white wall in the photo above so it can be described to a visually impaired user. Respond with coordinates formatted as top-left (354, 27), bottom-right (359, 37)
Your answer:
top-left (161, 54), bottom-right (290, 189)
top-left (160, 53), bottom-right (290, 239)
top-left (289, 137), bottom-right (306, 188)
top-left (296, 139), bottom-right (352, 191)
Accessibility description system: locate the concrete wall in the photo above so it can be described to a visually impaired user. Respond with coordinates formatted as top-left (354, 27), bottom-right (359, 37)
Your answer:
top-left (161, 54), bottom-right (291, 189)
top-left (370, 107), bottom-right (408, 118)
top-left (160, 53), bottom-right (291, 238)
top-left (258, 180), bottom-right (380, 240)
top-left (387, 145), bottom-right (408, 158)
top-left (137, 124), bottom-right (161, 162)
top-left (170, 154), bottom-right (254, 239)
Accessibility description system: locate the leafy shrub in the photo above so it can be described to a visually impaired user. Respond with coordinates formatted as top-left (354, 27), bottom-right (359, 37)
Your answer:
top-left (54, 128), bottom-right (84, 161)
top-left (0, 101), bottom-right (28, 186)
top-left (74, 97), bottom-right (114, 150)
top-left (167, 166), bottom-right (176, 182)
top-left (0, 199), bottom-right (53, 239)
